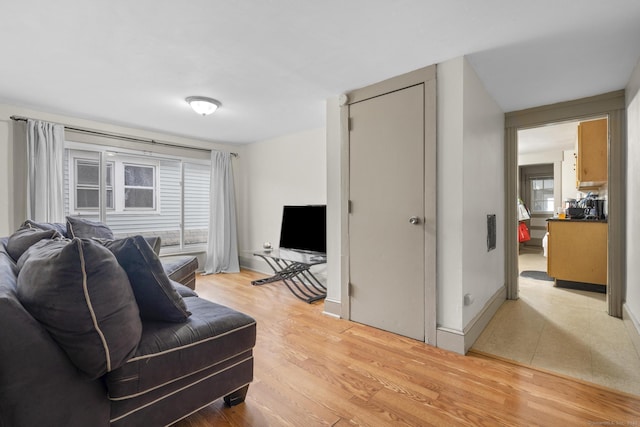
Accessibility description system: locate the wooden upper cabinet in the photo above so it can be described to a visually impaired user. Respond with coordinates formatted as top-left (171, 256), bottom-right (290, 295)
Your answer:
top-left (576, 118), bottom-right (607, 189)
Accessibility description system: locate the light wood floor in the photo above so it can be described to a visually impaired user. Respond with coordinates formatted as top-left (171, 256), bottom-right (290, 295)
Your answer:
top-left (175, 270), bottom-right (640, 427)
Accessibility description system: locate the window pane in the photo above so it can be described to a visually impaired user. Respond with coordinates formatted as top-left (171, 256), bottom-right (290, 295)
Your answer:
top-left (76, 188), bottom-right (114, 209)
top-left (125, 165), bottom-right (154, 187)
top-left (77, 161), bottom-right (99, 186)
top-left (531, 178), bottom-right (554, 213)
top-left (77, 188), bottom-right (98, 208)
top-left (125, 188), bottom-right (154, 208)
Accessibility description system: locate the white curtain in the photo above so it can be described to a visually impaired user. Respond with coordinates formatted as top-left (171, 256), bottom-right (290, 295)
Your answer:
top-left (204, 151), bottom-right (240, 274)
top-left (26, 119), bottom-right (66, 223)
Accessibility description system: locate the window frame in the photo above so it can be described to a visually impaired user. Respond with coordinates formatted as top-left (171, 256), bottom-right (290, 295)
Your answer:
top-left (529, 176), bottom-right (554, 214)
top-left (68, 150), bottom-right (160, 216)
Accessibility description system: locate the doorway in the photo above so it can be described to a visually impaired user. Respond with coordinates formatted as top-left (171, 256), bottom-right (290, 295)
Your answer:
top-left (504, 91), bottom-right (625, 317)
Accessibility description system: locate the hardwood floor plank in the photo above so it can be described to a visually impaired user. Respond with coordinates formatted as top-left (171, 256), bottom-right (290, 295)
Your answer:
top-left (173, 270), bottom-right (640, 426)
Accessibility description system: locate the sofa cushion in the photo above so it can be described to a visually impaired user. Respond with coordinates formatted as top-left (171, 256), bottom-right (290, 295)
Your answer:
top-left (16, 238), bottom-right (142, 379)
top-left (172, 280), bottom-right (198, 298)
top-left (106, 297), bottom-right (256, 400)
top-left (6, 227), bottom-right (61, 262)
top-left (162, 255), bottom-right (198, 290)
top-left (144, 236), bottom-right (162, 255)
top-left (21, 219), bottom-right (68, 237)
top-left (67, 216), bottom-right (114, 239)
top-left (102, 236), bottom-right (191, 323)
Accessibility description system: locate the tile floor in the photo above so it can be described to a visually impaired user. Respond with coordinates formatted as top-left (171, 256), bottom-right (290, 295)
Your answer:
top-left (472, 248), bottom-right (640, 396)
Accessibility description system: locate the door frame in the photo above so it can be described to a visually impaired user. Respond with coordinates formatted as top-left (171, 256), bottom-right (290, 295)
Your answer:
top-left (504, 90), bottom-right (626, 317)
top-left (339, 65), bottom-right (437, 345)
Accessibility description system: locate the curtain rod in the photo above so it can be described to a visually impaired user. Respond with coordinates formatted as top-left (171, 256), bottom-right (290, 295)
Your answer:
top-left (9, 115), bottom-right (238, 157)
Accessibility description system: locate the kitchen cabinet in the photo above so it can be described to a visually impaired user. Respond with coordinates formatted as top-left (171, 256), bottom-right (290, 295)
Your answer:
top-left (576, 118), bottom-right (607, 189)
top-left (547, 220), bottom-right (607, 286)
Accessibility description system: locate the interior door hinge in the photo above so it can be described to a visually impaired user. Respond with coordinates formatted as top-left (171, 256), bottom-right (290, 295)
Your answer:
top-left (348, 200), bottom-right (352, 214)
top-left (348, 117), bottom-right (352, 131)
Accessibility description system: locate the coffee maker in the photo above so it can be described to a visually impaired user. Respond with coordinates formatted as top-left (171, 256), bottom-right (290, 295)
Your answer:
top-left (584, 198), bottom-right (606, 219)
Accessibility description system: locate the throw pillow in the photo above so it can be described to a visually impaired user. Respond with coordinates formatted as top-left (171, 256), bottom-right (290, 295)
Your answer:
top-left (102, 235), bottom-right (191, 323)
top-left (16, 238), bottom-right (142, 379)
top-left (7, 227), bottom-right (61, 262)
top-left (66, 216), bottom-right (114, 239)
top-left (21, 219), bottom-right (68, 237)
top-left (144, 236), bottom-right (162, 255)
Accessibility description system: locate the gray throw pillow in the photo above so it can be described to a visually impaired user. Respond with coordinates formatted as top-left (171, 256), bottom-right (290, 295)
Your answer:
top-left (7, 227), bottom-right (61, 262)
top-left (66, 216), bottom-right (114, 239)
top-left (17, 238), bottom-right (142, 379)
top-left (102, 235), bottom-right (191, 323)
top-left (21, 219), bottom-right (68, 237)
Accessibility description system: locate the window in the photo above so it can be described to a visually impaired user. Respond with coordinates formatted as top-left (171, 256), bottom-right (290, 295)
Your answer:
top-left (531, 177), bottom-right (554, 212)
top-left (65, 144), bottom-right (210, 254)
top-left (75, 159), bottom-right (114, 210)
top-left (124, 164), bottom-right (155, 209)
top-left (69, 151), bottom-right (157, 214)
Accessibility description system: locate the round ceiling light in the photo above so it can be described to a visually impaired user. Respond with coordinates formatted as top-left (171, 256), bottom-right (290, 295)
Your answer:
top-left (186, 96), bottom-right (222, 116)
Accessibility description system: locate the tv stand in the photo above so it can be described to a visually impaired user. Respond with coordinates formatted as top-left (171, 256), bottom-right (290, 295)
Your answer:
top-left (252, 249), bottom-right (327, 303)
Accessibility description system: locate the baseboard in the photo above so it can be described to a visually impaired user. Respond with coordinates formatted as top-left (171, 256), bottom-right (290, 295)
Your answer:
top-left (463, 285), bottom-right (507, 353)
top-left (622, 303), bottom-right (640, 358)
top-left (238, 255), bottom-right (270, 275)
top-left (322, 298), bottom-right (341, 318)
top-left (436, 327), bottom-right (465, 354)
top-left (436, 285), bottom-right (507, 355)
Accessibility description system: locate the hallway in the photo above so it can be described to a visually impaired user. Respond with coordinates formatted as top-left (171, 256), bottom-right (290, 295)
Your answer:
top-left (472, 249), bottom-right (640, 396)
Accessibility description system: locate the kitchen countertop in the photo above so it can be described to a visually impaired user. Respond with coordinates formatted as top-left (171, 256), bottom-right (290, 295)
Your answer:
top-left (547, 218), bottom-right (607, 223)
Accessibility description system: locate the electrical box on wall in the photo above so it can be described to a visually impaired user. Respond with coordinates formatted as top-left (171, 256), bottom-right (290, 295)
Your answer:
top-left (487, 214), bottom-right (496, 251)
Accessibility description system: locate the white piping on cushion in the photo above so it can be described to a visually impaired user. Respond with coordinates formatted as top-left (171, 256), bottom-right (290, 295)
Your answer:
top-left (77, 239), bottom-right (111, 372)
top-left (109, 356), bottom-right (253, 423)
top-left (108, 353), bottom-right (253, 401)
top-left (125, 321), bottom-right (256, 363)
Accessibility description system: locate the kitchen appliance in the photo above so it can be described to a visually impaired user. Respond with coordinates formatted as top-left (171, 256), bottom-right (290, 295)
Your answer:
top-left (576, 196), bottom-right (606, 219)
top-left (566, 207), bottom-right (586, 219)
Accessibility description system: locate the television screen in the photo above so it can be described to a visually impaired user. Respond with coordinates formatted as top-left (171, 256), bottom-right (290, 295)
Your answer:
top-left (279, 205), bottom-right (326, 254)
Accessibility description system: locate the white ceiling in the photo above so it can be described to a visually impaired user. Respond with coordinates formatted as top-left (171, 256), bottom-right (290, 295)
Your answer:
top-left (1, 1), bottom-right (640, 145)
top-left (518, 121), bottom-right (580, 155)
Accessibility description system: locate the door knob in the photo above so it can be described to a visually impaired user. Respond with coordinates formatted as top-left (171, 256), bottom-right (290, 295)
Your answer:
top-left (409, 216), bottom-right (420, 225)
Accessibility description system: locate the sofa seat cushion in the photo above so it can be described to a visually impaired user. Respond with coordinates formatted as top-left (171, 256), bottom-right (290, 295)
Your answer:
top-left (105, 297), bottom-right (256, 400)
top-left (161, 255), bottom-right (198, 290)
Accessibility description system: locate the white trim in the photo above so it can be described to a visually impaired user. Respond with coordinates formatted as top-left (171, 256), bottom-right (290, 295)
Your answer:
top-left (109, 357), bottom-right (253, 423)
top-left (623, 303), bottom-right (640, 359)
top-left (436, 285), bottom-right (507, 355)
top-left (76, 239), bottom-right (112, 371)
top-left (109, 354), bottom-right (253, 401)
top-left (322, 298), bottom-right (341, 318)
top-left (125, 322), bottom-right (256, 363)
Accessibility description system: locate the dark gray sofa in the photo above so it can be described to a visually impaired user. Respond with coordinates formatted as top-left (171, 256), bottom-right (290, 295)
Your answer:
top-left (0, 222), bottom-right (256, 427)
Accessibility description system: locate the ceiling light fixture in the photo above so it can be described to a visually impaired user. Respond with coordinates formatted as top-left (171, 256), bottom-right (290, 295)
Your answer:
top-left (186, 96), bottom-right (221, 116)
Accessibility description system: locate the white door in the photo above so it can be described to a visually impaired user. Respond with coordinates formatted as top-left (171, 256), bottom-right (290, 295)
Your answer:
top-left (349, 84), bottom-right (426, 341)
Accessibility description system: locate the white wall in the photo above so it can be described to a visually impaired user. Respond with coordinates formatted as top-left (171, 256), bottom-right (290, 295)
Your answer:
top-left (437, 57), bottom-right (505, 331)
top-left (237, 128), bottom-right (327, 273)
top-left (626, 57), bottom-right (640, 329)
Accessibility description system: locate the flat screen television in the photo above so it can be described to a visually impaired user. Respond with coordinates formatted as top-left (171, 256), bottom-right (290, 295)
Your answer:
top-left (278, 205), bottom-right (326, 254)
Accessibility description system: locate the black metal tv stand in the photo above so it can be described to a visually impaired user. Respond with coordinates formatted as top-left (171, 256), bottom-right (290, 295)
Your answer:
top-left (251, 248), bottom-right (327, 303)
